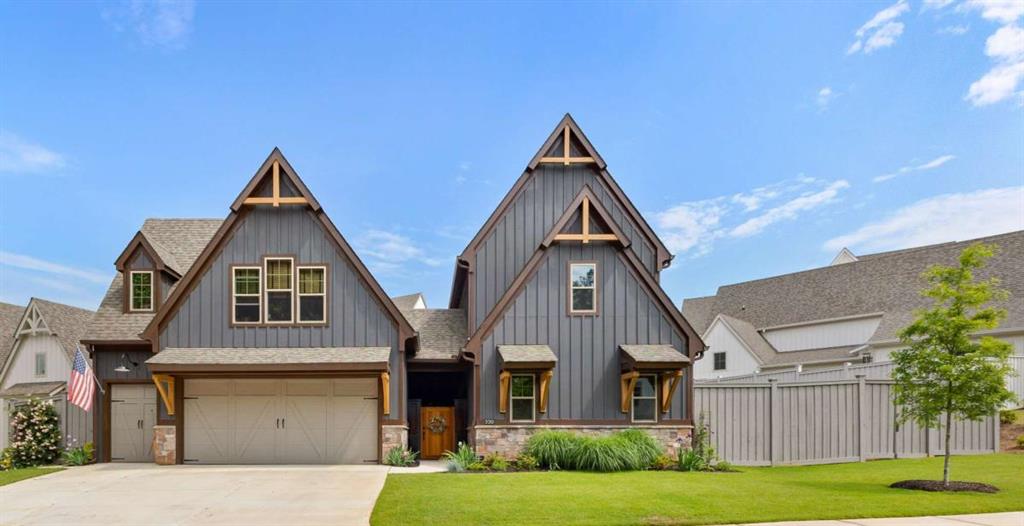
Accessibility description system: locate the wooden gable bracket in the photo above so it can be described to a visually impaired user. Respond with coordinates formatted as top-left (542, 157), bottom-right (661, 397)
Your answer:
top-left (553, 195), bottom-right (621, 244)
top-left (380, 372), bottom-right (390, 416)
top-left (498, 370), bottom-right (511, 414)
top-left (242, 160), bottom-right (309, 207)
top-left (538, 125), bottom-right (597, 166)
top-left (619, 370), bottom-right (639, 413)
top-left (538, 370), bottom-right (553, 414)
top-left (152, 374), bottom-right (175, 416)
top-left (660, 369), bottom-right (683, 413)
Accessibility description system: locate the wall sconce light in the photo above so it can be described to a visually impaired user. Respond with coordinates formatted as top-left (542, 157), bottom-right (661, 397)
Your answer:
top-left (114, 353), bottom-right (138, 373)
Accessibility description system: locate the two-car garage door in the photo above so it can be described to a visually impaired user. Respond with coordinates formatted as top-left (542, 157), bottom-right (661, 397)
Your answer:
top-left (183, 378), bottom-right (378, 464)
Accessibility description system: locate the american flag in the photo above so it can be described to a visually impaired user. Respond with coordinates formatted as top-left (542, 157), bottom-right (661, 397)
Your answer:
top-left (68, 346), bottom-right (96, 412)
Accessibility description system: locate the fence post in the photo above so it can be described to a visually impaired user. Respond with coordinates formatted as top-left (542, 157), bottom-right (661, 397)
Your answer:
top-left (992, 410), bottom-right (1000, 453)
top-left (768, 379), bottom-right (779, 466)
top-left (857, 374), bottom-right (868, 461)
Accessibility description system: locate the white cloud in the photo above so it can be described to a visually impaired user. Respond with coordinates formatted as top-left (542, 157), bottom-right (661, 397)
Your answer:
top-left (923, 0), bottom-right (955, 10)
top-left (0, 251), bottom-right (109, 284)
top-left (655, 177), bottom-right (849, 257)
top-left (0, 131), bottom-right (66, 174)
top-left (848, 0), bottom-right (910, 55)
top-left (961, 0), bottom-right (1024, 24)
top-left (966, 61), bottom-right (1024, 105)
top-left (986, 24), bottom-right (1024, 61)
top-left (937, 24), bottom-right (970, 35)
top-left (873, 154), bottom-right (956, 183)
top-left (823, 186), bottom-right (1024, 253)
top-left (104, 0), bottom-right (196, 49)
top-left (354, 229), bottom-right (444, 276)
top-left (816, 87), bottom-right (836, 111)
top-left (730, 180), bottom-right (850, 238)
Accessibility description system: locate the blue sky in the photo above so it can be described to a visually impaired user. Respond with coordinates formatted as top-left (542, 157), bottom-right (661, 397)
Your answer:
top-left (1, 0), bottom-right (1022, 311)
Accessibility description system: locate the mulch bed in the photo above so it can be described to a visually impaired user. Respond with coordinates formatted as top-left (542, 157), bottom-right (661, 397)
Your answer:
top-left (890, 480), bottom-right (999, 493)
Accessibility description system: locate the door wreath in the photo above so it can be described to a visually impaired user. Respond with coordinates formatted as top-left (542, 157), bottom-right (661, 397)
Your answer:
top-left (427, 414), bottom-right (448, 434)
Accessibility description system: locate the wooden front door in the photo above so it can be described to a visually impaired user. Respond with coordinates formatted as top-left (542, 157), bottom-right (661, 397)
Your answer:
top-left (419, 406), bottom-right (455, 460)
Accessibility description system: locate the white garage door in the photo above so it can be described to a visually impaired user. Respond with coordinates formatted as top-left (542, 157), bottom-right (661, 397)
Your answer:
top-left (183, 378), bottom-right (378, 464)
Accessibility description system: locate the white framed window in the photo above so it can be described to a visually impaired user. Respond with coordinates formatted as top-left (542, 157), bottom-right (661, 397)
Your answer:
top-left (264, 257), bottom-right (294, 323)
top-left (129, 271), bottom-right (154, 312)
top-left (713, 352), bottom-right (726, 371)
top-left (569, 262), bottom-right (597, 314)
top-left (34, 352), bottom-right (46, 377)
top-left (510, 374), bottom-right (536, 423)
top-left (232, 267), bottom-right (262, 324)
top-left (631, 374), bottom-right (657, 423)
top-left (297, 266), bottom-right (327, 323)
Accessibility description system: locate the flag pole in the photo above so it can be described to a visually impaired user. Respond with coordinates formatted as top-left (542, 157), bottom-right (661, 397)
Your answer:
top-left (78, 344), bottom-right (106, 395)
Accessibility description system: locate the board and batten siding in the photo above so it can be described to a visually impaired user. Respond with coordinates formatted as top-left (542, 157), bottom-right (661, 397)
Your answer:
top-left (762, 315), bottom-right (882, 352)
top-left (480, 242), bottom-right (688, 422)
top-left (91, 348), bottom-right (163, 462)
top-left (695, 320), bottom-right (763, 379)
top-left (0, 335), bottom-right (71, 390)
top-left (472, 165), bottom-right (659, 333)
top-left (157, 207), bottom-right (400, 409)
top-left (694, 379), bottom-right (998, 466)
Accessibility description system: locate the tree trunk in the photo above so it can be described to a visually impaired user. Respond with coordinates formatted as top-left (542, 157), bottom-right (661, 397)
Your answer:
top-left (943, 383), bottom-right (953, 487)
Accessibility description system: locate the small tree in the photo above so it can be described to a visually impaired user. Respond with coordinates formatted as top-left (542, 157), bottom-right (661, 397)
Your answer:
top-left (9, 399), bottom-right (63, 468)
top-left (892, 243), bottom-right (1016, 487)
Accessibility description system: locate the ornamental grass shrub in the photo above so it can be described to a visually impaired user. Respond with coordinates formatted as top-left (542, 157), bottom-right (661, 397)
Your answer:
top-left (522, 429), bottom-right (664, 472)
top-left (383, 446), bottom-right (418, 467)
top-left (442, 442), bottom-right (477, 472)
top-left (9, 399), bottom-right (62, 468)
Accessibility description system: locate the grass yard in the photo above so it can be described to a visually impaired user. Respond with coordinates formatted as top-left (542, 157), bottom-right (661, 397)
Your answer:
top-left (371, 454), bottom-right (1024, 526)
top-left (0, 467), bottom-right (64, 487)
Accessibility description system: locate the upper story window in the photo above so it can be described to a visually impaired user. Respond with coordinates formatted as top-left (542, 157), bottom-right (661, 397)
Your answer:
top-left (510, 374), bottom-right (536, 423)
top-left (34, 352), bottom-right (46, 377)
top-left (233, 267), bottom-right (261, 324)
top-left (129, 271), bottom-right (153, 312)
top-left (265, 258), bottom-right (294, 323)
top-left (713, 352), bottom-right (727, 371)
top-left (569, 262), bottom-right (597, 315)
top-left (631, 374), bottom-right (657, 423)
top-left (298, 266), bottom-right (327, 323)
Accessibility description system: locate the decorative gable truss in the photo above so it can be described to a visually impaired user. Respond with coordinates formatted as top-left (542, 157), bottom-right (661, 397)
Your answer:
top-left (543, 185), bottom-right (630, 248)
top-left (15, 304), bottom-right (50, 338)
top-left (531, 118), bottom-right (605, 168)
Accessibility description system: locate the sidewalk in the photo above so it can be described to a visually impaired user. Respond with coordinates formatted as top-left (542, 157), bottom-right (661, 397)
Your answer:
top-left (739, 511), bottom-right (1023, 526)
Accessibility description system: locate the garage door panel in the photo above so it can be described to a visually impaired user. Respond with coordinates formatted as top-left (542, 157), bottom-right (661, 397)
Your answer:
top-left (331, 397), bottom-right (377, 463)
top-left (232, 396), bottom-right (278, 464)
top-left (185, 397), bottom-right (230, 463)
top-left (283, 396), bottom-right (328, 463)
top-left (185, 379), bottom-right (229, 397)
top-left (332, 378), bottom-right (376, 397)
top-left (285, 379), bottom-right (330, 396)
top-left (233, 379), bottom-right (279, 396)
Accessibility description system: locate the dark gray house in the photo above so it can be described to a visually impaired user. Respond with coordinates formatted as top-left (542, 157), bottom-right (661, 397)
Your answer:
top-left (82, 114), bottom-right (705, 464)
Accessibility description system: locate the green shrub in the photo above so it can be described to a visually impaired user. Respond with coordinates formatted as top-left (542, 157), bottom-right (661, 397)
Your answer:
top-left (62, 446), bottom-right (91, 466)
top-left (571, 435), bottom-right (637, 472)
top-left (1000, 409), bottom-right (1018, 425)
top-left (523, 431), bottom-right (578, 470)
top-left (383, 446), bottom-right (418, 467)
top-left (442, 442), bottom-right (477, 472)
top-left (616, 429), bottom-right (663, 467)
top-left (482, 452), bottom-right (509, 471)
top-left (678, 412), bottom-right (727, 472)
top-left (1016, 435), bottom-right (1024, 449)
top-left (467, 461), bottom-right (488, 471)
top-left (652, 454), bottom-right (675, 470)
top-left (513, 453), bottom-right (538, 471)
top-left (0, 448), bottom-right (13, 471)
top-left (9, 400), bottom-right (62, 468)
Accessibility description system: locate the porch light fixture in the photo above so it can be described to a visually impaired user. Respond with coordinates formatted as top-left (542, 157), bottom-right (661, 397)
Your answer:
top-left (114, 353), bottom-right (138, 373)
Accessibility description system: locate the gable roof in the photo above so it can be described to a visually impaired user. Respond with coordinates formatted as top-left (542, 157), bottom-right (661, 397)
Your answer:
top-left (29, 298), bottom-right (96, 360)
top-left (450, 114), bottom-right (672, 307)
top-left (83, 219), bottom-right (223, 343)
top-left (392, 293), bottom-right (427, 311)
top-left (0, 302), bottom-right (25, 373)
top-left (685, 230), bottom-right (1024, 347)
top-left (143, 149), bottom-right (416, 347)
top-left (401, 308), bottom-right (467, 361)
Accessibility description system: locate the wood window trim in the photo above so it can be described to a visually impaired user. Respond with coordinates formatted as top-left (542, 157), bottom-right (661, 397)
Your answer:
top-left (567, 261), bottom-right (598, 316)
top-left (660, 369), bottom-right (683, 414)
top-left (128, 271), bottom-right (154, 312)
top-left (509, 373), bottom-right (536, 423)
top-left (296, 265), bottom-right (328, 325)
top-left (263, 256), bottom-right (294, 324)
top-left (630, 374), bottom-right (658, 423)
top-left (231, 265), bottom-right (262, 326)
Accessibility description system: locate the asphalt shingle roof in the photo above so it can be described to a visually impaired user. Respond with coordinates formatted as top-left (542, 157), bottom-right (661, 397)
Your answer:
top-left (148, 347), bottom-right (391, 367)
top-left (84, 219), bottom-right (222, 343)
top-left (0, 381), bottom-right (66, 397)
top-left (402, 308), bottom-right (467, 360)
top-left (391, 293), bottom-right (426, 311)
top-left (498, 344), bottom-right (558, 365)
top-left (31, 298), bottom-right (96, 360)
top-left (0, 302), bottom-right (26, 370)
top-left (619, 344), bottom-right (690, 365)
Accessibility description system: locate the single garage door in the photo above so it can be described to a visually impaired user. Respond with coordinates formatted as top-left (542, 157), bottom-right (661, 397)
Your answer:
top-left (183, 378), bottom-right (378, 464)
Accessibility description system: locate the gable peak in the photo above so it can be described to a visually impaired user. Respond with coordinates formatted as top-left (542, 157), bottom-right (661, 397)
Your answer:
top-left (542, 185), bottom-right (630, 249)
top-left (528, 114), bottom-right (607, 171)
top-left (230, 148), bottom-right (322, 212)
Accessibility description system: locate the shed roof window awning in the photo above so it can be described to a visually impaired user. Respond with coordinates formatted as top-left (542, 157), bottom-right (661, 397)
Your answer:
top-left (146, 347), bottom-right (391, 373)
top-left (619, 344), bottom-right (690, 371)
top-left (498, 345), bottom-right (558, 370)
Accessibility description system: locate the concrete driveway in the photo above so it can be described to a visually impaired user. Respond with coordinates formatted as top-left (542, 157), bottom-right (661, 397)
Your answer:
top-left (0, 463), bottom-right (390, 526)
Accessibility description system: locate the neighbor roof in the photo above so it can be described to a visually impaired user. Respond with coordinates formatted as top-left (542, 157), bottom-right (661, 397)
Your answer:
top-left (392, 293), bottom-right (426, 311)
top-left (0, 381), bottom-right (65, 397)
top-left (715, 314), bottom-right (859, 367)
top-left (30, 298), bottom-right (96, 361)
top-left (683, 230), bottom-right (1024, 347)
top-left (0, 302), bottom-right (26, 373)
top-left (83, 219), bottom-right (223, 343)
top-left (401, 308), bottom-right (466, 361)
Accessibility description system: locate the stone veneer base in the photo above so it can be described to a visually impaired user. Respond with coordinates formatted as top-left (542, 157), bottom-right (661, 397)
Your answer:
top-left (474, 425), bottom-right (692, 457)
top-left (153, 425), bottom-right (176, 465)
top-left (382, 424), bottom-right (409, 459)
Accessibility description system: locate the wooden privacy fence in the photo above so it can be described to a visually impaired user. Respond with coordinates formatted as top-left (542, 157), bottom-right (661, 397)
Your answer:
top-left (693, 376), bottom-right (999, 466)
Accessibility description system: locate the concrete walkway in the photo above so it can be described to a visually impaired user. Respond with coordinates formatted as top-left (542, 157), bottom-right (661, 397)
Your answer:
top-left (386, 459), bottom-right (447, 474)
top-left (737, 512), bottom-right (1023, 526)
top-left (0, 463), bottom-right (390, 526)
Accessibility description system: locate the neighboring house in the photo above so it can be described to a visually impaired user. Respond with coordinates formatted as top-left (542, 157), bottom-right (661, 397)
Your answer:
top-left (683, 231), bottom-right (1024, 380)
top-left (0, 298), bottom-right (95, 449)
top-left (80, 114), bottom-right (705, 465)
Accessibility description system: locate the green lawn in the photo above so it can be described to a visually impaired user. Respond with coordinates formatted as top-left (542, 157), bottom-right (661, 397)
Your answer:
top-left (0, 467), bottom-right (64, 487)
top-left (371, 454), bottom-right (1024, 526)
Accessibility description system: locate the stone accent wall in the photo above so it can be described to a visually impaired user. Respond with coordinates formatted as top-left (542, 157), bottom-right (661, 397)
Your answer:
top-left (474, 425), bottom-right (692, 457)
top-left (153, 425), bottom-right (176, 465)
top-left (381, 424), bottom-right (408, 459)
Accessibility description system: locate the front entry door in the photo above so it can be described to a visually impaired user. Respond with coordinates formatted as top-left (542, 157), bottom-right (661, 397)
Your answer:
top-left (419, 406), bottom-right (455, 460)
top-left (110, 384), bottom-right (157, 462)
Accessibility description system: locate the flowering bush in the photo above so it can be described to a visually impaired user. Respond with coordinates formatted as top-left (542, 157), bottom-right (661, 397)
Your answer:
top-left (9, 399), bottom-right (62, 468)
